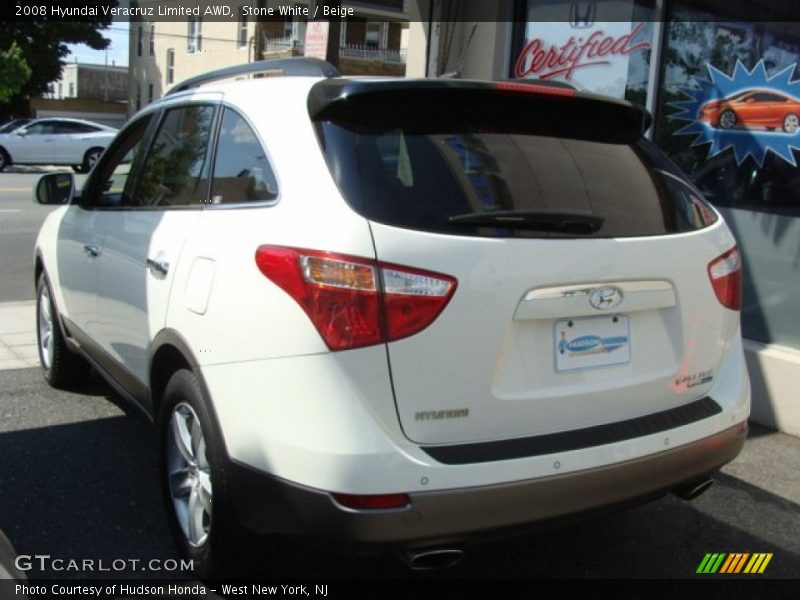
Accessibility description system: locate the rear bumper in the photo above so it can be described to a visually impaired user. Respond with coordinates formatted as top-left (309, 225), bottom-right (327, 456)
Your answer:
top-left (228, 421), bottom-right (746, 550)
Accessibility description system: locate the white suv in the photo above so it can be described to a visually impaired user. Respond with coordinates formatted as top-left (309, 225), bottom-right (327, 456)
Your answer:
top-left (34, 58), bottom-right (750, 575)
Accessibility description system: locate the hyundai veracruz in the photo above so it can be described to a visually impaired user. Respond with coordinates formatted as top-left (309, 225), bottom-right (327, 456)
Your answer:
top-left (33, 58), bottom-right (749, 576)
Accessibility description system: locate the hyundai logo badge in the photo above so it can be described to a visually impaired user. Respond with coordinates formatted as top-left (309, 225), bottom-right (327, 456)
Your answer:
top-left (589, 286), bottom-right (624, 310)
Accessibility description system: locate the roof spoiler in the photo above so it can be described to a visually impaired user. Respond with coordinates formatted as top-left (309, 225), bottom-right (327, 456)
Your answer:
top-left (308, 79), bottom-right (652, 139)
top-left (167, 57), bottom-right (340, 96)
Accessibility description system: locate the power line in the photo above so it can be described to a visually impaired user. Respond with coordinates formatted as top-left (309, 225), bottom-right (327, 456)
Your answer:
top-left (116, 25), bottom-right (245, 45)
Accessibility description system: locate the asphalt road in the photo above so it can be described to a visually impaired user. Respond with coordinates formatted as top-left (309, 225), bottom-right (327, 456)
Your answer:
top-left (0, 367), bottom-right (798, 584)
top-left (0, 170), bottom-right (87, 302)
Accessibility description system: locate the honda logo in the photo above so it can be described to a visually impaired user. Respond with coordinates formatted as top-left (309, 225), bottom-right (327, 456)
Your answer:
top-left (569, 1), bottom-right (596, 28)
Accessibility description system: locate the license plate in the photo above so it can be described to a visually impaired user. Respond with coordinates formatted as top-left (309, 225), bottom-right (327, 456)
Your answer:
top-left (555, 315), bottom-right (631, 372)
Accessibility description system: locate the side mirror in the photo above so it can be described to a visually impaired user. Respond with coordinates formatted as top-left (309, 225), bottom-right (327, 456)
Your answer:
top-left (36, 172), bottom-right (74, 205)
top-left (15, 129), bottom-right (27, 137)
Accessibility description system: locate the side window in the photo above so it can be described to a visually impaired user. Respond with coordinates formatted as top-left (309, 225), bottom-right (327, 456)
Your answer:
top-left (24, 122), bottom-right (52, 135)
top-left (53, 122), bottom-right (95, 134)
top-left (210, 108), bottom-right (278, 204)
top-left (89, 115), bottom-right (153, 208)
top-left (135, 105), bottom-right (215, 207)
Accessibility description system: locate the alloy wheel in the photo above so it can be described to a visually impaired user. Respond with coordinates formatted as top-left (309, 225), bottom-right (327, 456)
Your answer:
top-left (38, 285), bottom-right (54, 369)
top-left (784, 114), bottom-right (799, 134)
top-left (86, 150), bottom-right (101, 170)
top-left (719, 110), bottom-right (736, 129)
top-left (166, 402), bottom-right (213, 547)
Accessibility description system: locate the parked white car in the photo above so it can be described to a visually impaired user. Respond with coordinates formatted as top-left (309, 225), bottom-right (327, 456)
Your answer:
top-left (0, 117), bottom-right (116, 173)
top-left (33, 58), bottom-right (750, 576)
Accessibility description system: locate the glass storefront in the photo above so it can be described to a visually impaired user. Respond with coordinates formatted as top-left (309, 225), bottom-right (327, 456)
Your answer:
top-left (654, 3), bottom-right (800, 348)
top-left (512, 0), bottom-right (800, 350)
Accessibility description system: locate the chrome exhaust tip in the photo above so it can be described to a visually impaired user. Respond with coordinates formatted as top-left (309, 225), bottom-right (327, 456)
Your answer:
top-left (400, 548), bottom-right (465, 571)
top-left (674, 478), bottom-right (714, 501)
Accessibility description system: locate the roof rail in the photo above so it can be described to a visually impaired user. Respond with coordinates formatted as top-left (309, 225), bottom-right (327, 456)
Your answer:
top-left (166, 57), bottom-right (340, 96)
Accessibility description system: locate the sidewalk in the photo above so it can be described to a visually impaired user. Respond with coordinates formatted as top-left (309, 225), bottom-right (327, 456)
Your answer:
top-left (0, 301), bottom-right (39, 370)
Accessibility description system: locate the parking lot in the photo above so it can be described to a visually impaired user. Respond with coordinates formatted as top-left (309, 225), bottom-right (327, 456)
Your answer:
top-left (1, 169), bottom-right (799, 583)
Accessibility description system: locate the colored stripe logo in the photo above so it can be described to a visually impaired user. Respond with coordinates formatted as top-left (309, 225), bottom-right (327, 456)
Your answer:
top-left (696, 553), bottom-right (773, 574)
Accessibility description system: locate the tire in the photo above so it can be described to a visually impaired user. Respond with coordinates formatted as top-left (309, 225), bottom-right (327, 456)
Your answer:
top-left (36, 274), bottom-right (90, 388)
top-left (82, 147), bottom-right (103, 173)
top-left (719, 109), bottom-right (737, 129)
top-left (158, 369), bottom-right (260, 578)
top-left (0, 148), bottom-right (10, 172)
top-left (783, 113), bottom-right (799, 134)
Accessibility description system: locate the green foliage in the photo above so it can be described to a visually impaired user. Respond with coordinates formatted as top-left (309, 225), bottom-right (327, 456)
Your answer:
top-left (0, 7), bottom-right (116, 107)
top-left (0, 42), bottom-right (31, 103)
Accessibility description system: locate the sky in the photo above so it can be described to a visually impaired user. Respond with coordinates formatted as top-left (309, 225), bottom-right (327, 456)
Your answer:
top-left (66, 22), bottom-right (130, 67)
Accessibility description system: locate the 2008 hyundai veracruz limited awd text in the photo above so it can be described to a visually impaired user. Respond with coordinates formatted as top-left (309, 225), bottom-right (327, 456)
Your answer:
top-left (33, 58), bottom-right (749, 575)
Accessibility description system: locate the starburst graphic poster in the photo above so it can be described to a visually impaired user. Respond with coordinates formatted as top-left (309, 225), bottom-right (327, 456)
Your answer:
top-left (670, 60), bottom-right (800, 167)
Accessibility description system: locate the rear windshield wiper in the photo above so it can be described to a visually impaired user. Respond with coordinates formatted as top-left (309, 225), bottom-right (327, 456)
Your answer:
top-left (448, 209), bottom-right (604, 234)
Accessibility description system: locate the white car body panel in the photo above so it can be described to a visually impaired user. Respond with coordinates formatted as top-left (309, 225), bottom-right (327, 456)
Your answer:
top-left (200, 335), bottom-right (749, 493)
top-left (94, 209), bottom-right (202, 384)
top-left (369, 220), bottom-right (740, 444)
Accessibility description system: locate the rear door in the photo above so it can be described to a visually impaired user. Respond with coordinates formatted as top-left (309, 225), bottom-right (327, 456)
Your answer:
top-left (93, 102), bottom-right (215, 392)
top-left (314, 84), bottom-right (737, 445)
top-left (49, 120), bottom-right (97, 163)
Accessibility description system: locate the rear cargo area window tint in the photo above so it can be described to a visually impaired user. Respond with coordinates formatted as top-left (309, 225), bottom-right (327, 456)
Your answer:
top-left (316, 122), bottom-right (716, 239)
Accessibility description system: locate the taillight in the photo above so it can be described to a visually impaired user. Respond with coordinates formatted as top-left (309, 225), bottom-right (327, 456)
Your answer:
top-left (255, 246), bottom-right (456, 351)
top-left (708, 247), bottom-right (742, 310)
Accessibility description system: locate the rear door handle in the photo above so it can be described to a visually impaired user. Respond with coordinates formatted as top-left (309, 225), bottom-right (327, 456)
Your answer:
top-left (146, 258), bottom-right (169, 275)
top-left (83, 244), bottom-right (99, 258)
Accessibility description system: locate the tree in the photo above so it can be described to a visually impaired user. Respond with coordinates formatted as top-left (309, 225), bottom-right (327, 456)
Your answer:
top-left (0, 9), bottom-right (116, 114)
top-left (0, 42), bottom-right (31, 103)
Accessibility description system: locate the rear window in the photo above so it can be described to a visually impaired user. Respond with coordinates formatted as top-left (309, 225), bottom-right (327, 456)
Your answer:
top-left (314, 102), bottom-right (716, 239)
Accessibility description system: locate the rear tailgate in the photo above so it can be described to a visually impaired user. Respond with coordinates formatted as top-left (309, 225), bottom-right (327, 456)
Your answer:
top-left (311, 80), bottom-right (739, 445)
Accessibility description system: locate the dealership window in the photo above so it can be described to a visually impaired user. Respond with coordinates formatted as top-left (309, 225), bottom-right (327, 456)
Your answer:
top-left (188, 17), bottom-right (203, 53)
top-left (149, 24), bottom-right (155, 56)
top-left (167, 49), bottom-right (175, 84)
top-left (135, 85), bottom-right (141, 111)
top-left (137, 25), bottom-right (143, 57)
top-left (238, 14), bottom-right (248, 48)
top-left (653, 1), bottom-right (800, 349)
top-left (148, 83), bottom-right (154, 104)
top-left (512, 0), bottom-right (658, 103)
